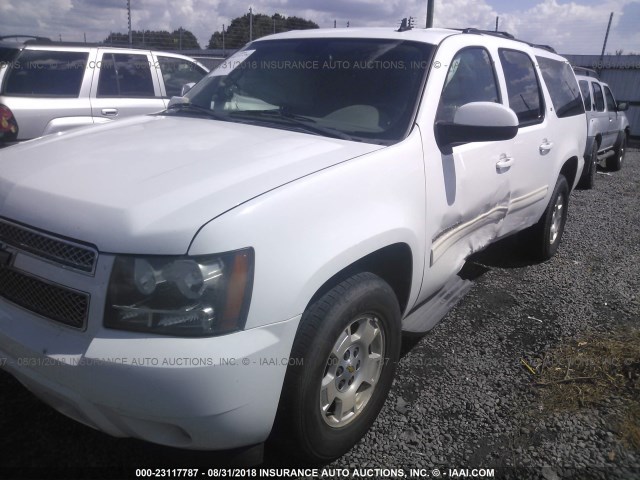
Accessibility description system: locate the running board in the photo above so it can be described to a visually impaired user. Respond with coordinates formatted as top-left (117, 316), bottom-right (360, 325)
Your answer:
top-left (402, 274), bottom-right (475, 333)
top-left (597, 150), bottom-right (615, 161)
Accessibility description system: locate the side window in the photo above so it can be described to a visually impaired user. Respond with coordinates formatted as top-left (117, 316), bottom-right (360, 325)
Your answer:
top-left (603, 86), bottom-right (617, 112)
top-left (536, 57), bottom-right (584, 118)
top-left (579, 80), bottom-right (592, 111)
top-left (592, 83), bottom-right (605, 112)
top-left (436, 47), bottom-right (500, 123)
top-left (4, 50), bottom-right (88, 97)
top-left (157, 57), bottom-right (207, 97)
top-left (97, 53), bottom-right (155, 97)
top-left (498, 49), bottom-right (544, 125)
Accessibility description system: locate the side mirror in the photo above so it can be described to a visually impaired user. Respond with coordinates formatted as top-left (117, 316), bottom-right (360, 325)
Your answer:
top-left (180, 82), bottom-right (196, 96)
top-left (435, 102), bottom-right (519, 152)
top-left (167, 96), bottom-right (189, 108)
top-left (617, 102), bottom-right (628, 112)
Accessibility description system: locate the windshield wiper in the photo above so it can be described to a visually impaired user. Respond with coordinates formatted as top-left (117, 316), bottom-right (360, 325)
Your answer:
top-left (228, 109), bottom-right (355, 141)
top-left (163, 103), bottom-right (226, 120)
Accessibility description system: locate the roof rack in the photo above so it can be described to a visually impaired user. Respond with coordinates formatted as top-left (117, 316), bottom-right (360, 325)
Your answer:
top-left (572, 66), bottom-right (599, 78)
top-left (451, 28), bottom-right (558, 54)
top-left (460, 28), bottom-right (514, 40)
top-left (0, 35), bottom-right (52, 44)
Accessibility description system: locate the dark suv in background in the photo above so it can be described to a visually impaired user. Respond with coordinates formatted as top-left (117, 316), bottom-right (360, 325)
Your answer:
top-left (0, 35), bottom-right (208, 146)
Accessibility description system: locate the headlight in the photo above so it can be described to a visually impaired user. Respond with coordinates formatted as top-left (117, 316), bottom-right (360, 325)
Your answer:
top-left (104, 249), bottom-right (254, 336)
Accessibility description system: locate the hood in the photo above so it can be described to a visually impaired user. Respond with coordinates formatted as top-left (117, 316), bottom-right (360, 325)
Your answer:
top-left (0, 115), bottom-right (381, 254)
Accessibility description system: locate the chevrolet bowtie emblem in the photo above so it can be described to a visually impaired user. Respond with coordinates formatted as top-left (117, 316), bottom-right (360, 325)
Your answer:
top-left (347, 365), bottom-right (355, 373)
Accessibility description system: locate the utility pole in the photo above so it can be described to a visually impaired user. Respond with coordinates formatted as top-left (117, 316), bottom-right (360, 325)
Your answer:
top-left (222, 24), bottom-right (225, 56)
top-left (273, 18), bottom-right (276, 34)
top-left (334, 20), bottom-right (337, 28)
top-left (426, 0), bottom-right (434, 28)
top-left (600, 12), bottom-right (614, 59)
top-left (179, 26), bottom-right (183, 50)
top-left (495, 16), bottom-right (499, 32)
top-left (249, 7), bottom-right (253, 41)
top-left (127, 0), bottom-right (132, 46)
top-left (84, 32), bottom-right (86, 43)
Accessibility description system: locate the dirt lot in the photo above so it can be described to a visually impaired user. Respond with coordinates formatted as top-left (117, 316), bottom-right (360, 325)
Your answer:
top-left (1, 149), bottom-right (639, 480)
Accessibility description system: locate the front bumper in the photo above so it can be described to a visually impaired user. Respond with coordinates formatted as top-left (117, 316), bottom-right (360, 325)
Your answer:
top-left (0, 276), bottom-right (300, 450)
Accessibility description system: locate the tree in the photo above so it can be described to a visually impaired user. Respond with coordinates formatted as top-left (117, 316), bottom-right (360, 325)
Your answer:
top-left (207, 12), bottom-right (318, 49)
top-left (103, 29), bottom-right (201, 50)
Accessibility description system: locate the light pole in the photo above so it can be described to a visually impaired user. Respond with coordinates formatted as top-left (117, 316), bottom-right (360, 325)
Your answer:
top-left (426, 0), bottom-right (434, 28)
top-left (127, 0), bottom-right (132, 46)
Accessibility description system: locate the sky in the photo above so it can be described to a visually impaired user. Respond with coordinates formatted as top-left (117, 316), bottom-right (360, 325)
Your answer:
top-left (0, 0), bottom-right (639, 55)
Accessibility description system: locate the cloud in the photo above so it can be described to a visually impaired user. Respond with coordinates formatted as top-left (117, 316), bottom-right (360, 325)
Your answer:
top-left (0, 0), bottom-right (638, 54)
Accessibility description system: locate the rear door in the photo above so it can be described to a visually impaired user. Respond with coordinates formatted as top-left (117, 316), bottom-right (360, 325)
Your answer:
top-left (1, 47), bottom-right (94, 140)
top-left (90, 49), bottom-right (165, 123)
top-left (494, 48), bottom-right (550, 228)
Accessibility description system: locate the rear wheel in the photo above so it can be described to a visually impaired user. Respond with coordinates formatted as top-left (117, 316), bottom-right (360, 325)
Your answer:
top-left (524, 175), bottom-right (569, 261)
top-left (273, 272), bottom-right (401, 463)
top-left (607, 134), bottom-right (626, 171)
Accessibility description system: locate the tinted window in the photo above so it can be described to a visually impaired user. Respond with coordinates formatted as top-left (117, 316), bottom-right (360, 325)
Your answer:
top-left (4, 50), bottom-right (88, 96)
top-left (499, 49), bottom-right (544, 125)
top-left (97, 53), bottom-right (155, 97)
top-left (0, 47), bottom-right (20, 64)
top-left (603, 86), bottom-right (616, 111)
top-left (536, 57), bottom-right (584, 118)
top-left (186, 39), bottom-right (434, 145)
top-left (592, 82), bottom-right (605, 112)
top-left (157, 57), bottom-right (207, 97)
top-left (436, 47), bottom-right (500, 123)
top-left (579, 80), bottom-right (592, 111)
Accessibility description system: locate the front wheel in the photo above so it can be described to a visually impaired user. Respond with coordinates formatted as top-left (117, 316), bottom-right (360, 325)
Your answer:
top-left (523, 175), bottom-right (569, 261)
top-left (607, 134), bottom-right (626, 171)
top-left (273, 272), bottom-right (401, 463)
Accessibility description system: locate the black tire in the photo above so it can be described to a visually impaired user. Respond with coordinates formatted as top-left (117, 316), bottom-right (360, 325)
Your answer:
top-left (524, 175), bottom-right (569, 261)
top-left (273, 272), bottom-right (401, 464)
top-left (607, 134), bottom-right (626, 171)
top-left (577, 142), bottom-right (598, 190)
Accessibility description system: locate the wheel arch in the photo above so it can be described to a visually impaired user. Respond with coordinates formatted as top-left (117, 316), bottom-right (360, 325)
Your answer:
top-left (304, 243), bottom-right (413, 317)
top-left (559, 155), bottom-right (579, 191)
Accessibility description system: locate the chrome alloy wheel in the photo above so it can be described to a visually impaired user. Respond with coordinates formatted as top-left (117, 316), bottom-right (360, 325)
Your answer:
top-left (320, 315), bottom-right (385, 427)
top-left (549, 194), bottom-right (564, 245)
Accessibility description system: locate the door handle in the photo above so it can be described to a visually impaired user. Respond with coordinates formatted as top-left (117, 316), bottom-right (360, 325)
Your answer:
top-left (539, 139), bottom-right (554, 155)
top-left (496, 154), bottom-right (514, 170)
top-left (101, 108), bottom-right (118, 116)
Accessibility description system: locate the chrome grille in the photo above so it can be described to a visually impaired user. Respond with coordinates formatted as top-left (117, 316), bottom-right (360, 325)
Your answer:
top-left (0, 219), bottom-right (97, 274)
top-left (0, 266), bottom-right (89, 329)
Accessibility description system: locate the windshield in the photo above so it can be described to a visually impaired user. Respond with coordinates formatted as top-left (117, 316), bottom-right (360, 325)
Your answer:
top-left (171, 38), bottom-right (434, 145)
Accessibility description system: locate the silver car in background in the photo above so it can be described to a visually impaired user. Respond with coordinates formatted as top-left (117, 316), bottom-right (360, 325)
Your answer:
top-left (575, 68), bottom-right (630, 188)
top-left (0, 36), bottom-right (208, 146)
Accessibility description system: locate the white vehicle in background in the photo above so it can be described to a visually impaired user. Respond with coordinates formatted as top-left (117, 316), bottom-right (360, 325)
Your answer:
top-left (0, 26), bottom-right (585, 463)
top-left (575, 68), bottom-right (630, 188)
top-left (0, 35), bottom-right (208, 146)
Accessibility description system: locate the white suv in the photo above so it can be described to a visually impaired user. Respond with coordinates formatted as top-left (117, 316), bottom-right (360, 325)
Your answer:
top-left (0, 37), bottom-right (208, 146)
top-left (0, 27), bottom-right (586, 462)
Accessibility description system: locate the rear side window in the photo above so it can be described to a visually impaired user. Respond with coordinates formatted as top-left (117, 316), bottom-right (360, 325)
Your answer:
top-left (592, 83), bottom-right (605, 111)
top-left (436, 47), bottom-right (500, 123)
top-left (536, 57), bottom-right (584, 118)
top-left (97, 53), bottom-right (155, 97)
top-left (579, 80), bottom-right (592, 111)
top-left (157, 56), bottom-right (207, 97)
top-left (0, 47), bottom-right (20, 64)
top-left (3, 50), bottom-right (88, 97)
top-left (603, 86), bottom-right (617, 112)
top-left (498, 49), bottom-right (544, 125)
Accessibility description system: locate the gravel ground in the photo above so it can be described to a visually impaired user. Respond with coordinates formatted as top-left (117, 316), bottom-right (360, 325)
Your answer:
top-left (0, 149), bottom-right (639, 480)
